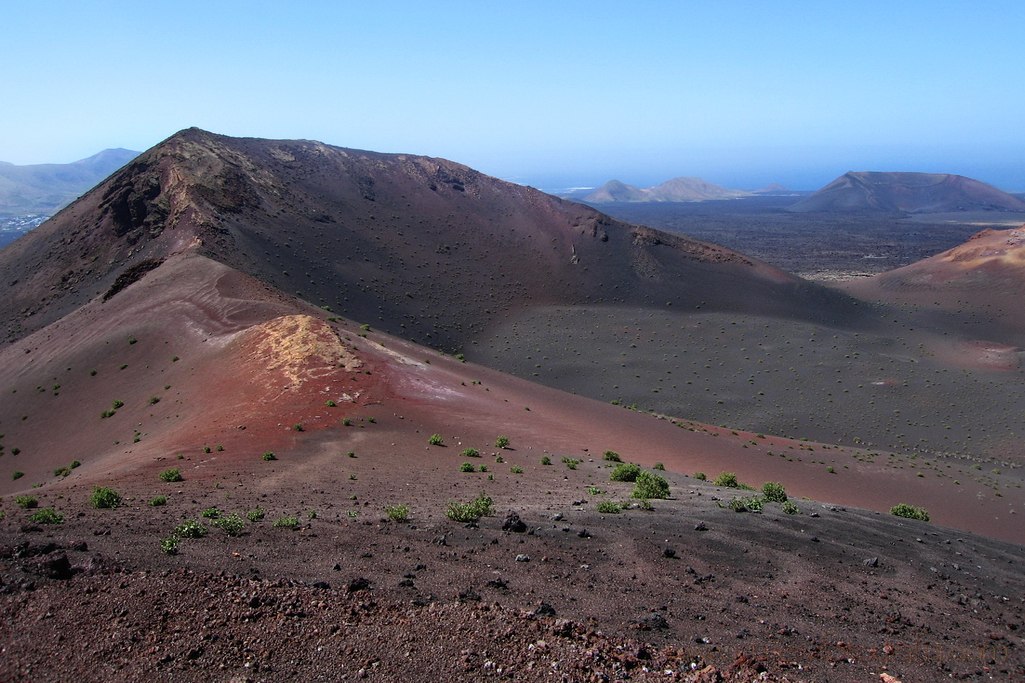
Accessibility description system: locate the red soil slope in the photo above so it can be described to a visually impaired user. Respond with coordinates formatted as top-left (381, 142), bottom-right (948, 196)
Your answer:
top-left (846, 225), bottom-right (1025, 340)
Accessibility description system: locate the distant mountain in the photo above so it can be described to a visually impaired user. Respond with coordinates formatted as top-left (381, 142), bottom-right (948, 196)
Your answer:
top-left (579, 176), bottom-right (750, 203)
top-left (0, 148), bottom-right (139, 214)
top-left (788, 171), bottom-right (1025, 214)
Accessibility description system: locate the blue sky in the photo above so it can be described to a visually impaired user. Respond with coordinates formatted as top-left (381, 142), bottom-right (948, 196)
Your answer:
top-left (2, 1), bottom-right (1023, 190)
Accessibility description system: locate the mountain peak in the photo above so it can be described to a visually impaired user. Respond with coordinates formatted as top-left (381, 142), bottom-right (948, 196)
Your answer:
top-left (790, 171), bottom-right (1025, 213)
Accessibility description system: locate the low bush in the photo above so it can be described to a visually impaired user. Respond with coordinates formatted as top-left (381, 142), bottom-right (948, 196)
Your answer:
top-left (610, 463), bottom-right (642, 482)
top-left (29, 507), bottom-right (64, 524)
top-left (445, 493), bottom-right (493, 522)
top-left (603, 450), bottom-right (621, 462)
top-left (728, 496), bottom-right (763, 513)
top-left (459, 462), bottom-right (476, 473)
top-left (159, 468), bottom-right (183, 483)
top-left (246, 508), bottom-right (265, 522)
top-left (200, 507), bottom-right (220, 519)
top-left (385, 504), bottom-right (410, 522)
top-left (596, 500), bottom-right (621, 513)
top-left (149, 495), bottom-right (167, 507)
top-left (495, 435), bottom-right (510, 449)
top-left (262, 451), bottom-right (277, 461)
top-left (761, 482), bottom-right (787, 502)
top-left (174, 520), bottom-right (207, 538)
top-left (561, 457), bottom-right (579, 470)
top-left (15, 495), bottom-right (37, 509)
top-left (713, 472), bottom-right (739, 488)
top-left (632, 471), bottom-right (670, 499)
top-left (273, 515), bottom-right (300, 529)
top-left (212, 513), bottom-right (246, 536)
top-left (540, 455), bottom-right (552, 465)
top-left (428, 434), bottom-right (445, 446)
top-left (90, 486), bottom-right (122, 509)
top-left (460, 447), bottom-right (480, 458)
top-left (890, 503), bottom-right (929, 522)
top-left (510, 465), bottom-right (523, 474)
top-left (781, 501), bottom-right (800, 515)
top-left (653, 462), bottom-right (665, 471)
top-left (160, 536), bottom-right (179, 555)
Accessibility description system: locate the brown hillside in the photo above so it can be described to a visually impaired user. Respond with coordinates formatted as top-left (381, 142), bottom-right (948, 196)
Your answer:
top-left (0, 128), bottom-right (862, 352)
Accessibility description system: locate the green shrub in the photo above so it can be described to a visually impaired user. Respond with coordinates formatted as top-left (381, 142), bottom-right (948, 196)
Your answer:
top-left (479, 465), bottom-right (488, 473)
top-left (597, 500), bottom-right (621, 513)
top-left (495, 435), bottom-right (510, 449)
top-left (342, 418), bottom-right (352, 426)
top-left (149, 495), bottom-right (167, 507)
top-left (587, 485), bottom-right (604, 495)
top-left (428, 433), bottom-right (445, 446)
top-left (273, 515), bottom-right (300, 529)
top-left (29, 507), bottom-right (63, 524)
top-left (445, 493), bottom-right (493, 523)
top-left (15, 495), bottom-right (37, 509)
top-left (385, 504), bottom-right (410, 522)
top-left (781, 501), bottom-right (800, 515)
top-left (561, 457), bottom-right (579, 470)
top-left (653, 462), bottom-right (665, 471)
top-left (761, 482), bottom-right (787, 502)
top-left (159, 468), bottom-right (183, 483)
top-left (262, 451), bottom-right (277, 461)
top-left (460, 447), bottom-right (480, 458)
top-left (510, 465), bottom-right (523, 474)
top-left (540, 455), bottom-right (552, 465)
top-left (713, 472), bottom-right (739, 488)
top-left (603, 450), bottom-right (621, 462)
top-left (632, 471), bottom-right (670, 499)
top-left (12, 471), bottom-right (24, 480)
top-left (610, 463), bottom-right (642, 482)
top-left (213, 513), bottom-right (246, 536)
top-left (111, 399), bottom-right (125, 409)
top-left (293, 423), bottom-right (304, 432)
top-left (90, 486), bottom-right (122, 509)
top-left (200, 507), bottom-right (220, 519)
top-left (890, 503), bottom-right (929, 522)
top-left (174, 520), bottom-right (207, 538)
top-left (160, 536), bottom-right (179, 555)
top-left (459, 462), bottom-right (476, 473)
top-left (728, 496), bottom-right (763, 513)
top-left (246, 508), bottom-right (265, 522)
top-left (325, 399), bottom-right (337, 407)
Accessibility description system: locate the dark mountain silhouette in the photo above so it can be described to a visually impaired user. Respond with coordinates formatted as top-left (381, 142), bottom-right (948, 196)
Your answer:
top-left (0, 148), bottom-right (138, 214)
top-left (789, 171), bottom-right (1025, 214)
top-left (582, 176), bottom-right (749, 203)
top-left (0, 128), bottom-right (860, 350)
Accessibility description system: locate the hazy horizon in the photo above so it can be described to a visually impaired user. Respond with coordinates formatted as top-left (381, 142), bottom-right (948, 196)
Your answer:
top-left (3, 2), bottom-right (1023, 192)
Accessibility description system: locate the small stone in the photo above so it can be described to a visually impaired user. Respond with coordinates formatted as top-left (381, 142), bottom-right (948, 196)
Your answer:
top-left (864, 557), bottom-right (879, 568)
top-left (694, 522), bottom-right (708, 531)
top-left (663, 547), bottom-right (677, 559)
top-left (534, 602), bottom-right (556, 617)
top-left (515, 554), bottom-right (530, 563)
top-left (347, 577), bottom-right (371, 593)
top-left (502, 512), bottom-right (527, 533)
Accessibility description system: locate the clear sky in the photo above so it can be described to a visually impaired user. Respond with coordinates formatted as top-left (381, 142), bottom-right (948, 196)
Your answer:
top-left (2, 1), bottom-right (1023, 190)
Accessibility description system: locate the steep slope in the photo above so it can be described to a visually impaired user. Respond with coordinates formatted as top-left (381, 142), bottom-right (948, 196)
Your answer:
top-left (789, 171), bottom-right (1025, 214)
top-left (582, 176), bottom-right (749, 203)
top-left (0, 128), bottom-right (862, 351)
top-left (0, 148), bottom-right (138, 214)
